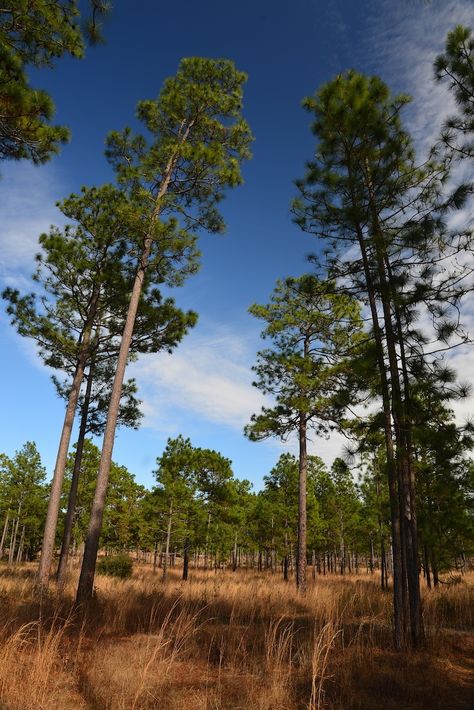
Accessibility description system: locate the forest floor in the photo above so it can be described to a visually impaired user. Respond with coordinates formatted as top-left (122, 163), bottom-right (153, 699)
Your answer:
top-left (0, 563), bottom-right (472, 709)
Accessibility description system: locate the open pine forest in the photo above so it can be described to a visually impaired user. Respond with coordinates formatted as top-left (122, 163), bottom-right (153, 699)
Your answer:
top-left (1, 2), bottom-right (474, 708)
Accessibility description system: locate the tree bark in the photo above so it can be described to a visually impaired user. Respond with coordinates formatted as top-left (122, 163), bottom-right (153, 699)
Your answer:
top-left (346, 156), bottom-right (406, 647)
top-left (76, 127), bottom-right (190, 604)
top-left (9, 503), bottom-right (21, 565)
top-left (232, 530), bottom-right (238, 572)
top-left (162, 499), bottom-right (173, 582)
top-left (296, 410), bottom-right (307, 593)
top-left (0, 511), bottom-right (9, 558)
top-left (37, 282), bottom-right (100, 591)
top-left (182, 537), bottom-right (190, 581)
top-left (16, 525), bottom-right (25, 564)
top-left (56, 354), bottom-right (96, 586)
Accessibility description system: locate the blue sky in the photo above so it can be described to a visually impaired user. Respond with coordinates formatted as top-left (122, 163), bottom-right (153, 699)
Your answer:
top-left (1, 0), bottom-right (473, 490)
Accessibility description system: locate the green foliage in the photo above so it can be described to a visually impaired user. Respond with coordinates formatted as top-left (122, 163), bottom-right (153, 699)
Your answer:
top-left (0, 45), bottom-right (69, 162)
top-left (59, 439), bottom-right (145, 553)
top-left (97, 553), bottom-right (133, 578)
top-left (105, 57), bottom-right (253, 271)
top-left (0, 442), bottom-right (49, 559)
top-left (245, 275), bottom-right (363, 443)
top-left (152, 436), bottom-right (236, 557)
top-left (0, 1), bottom-right (110, 166)
top-left (2, 184), bottom-right (197, 429)
top-left (435, 24), bottom-right (474, 158)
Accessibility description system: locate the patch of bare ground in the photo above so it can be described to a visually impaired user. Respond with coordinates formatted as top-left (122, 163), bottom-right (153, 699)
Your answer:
top-left (0, 563), bottom-right (472, 709)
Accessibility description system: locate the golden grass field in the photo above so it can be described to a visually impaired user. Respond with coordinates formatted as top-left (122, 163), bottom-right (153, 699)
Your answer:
top-left (0, 563), bottom-right (472, 709)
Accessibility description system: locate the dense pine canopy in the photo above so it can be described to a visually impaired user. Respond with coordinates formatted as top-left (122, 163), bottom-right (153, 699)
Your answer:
top-left (0, 3), bottom-right (473, 672)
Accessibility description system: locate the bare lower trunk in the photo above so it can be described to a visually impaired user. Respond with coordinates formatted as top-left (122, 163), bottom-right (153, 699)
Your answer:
top-left (8, 516), bottom-right (19, 565)
top-left (355, 234), bottom-right (404, 646)
top-left (162, 499), bottom-right (173, 582)
top-left (182, 537), bottom-right (190, 581)
top-left (75, 131), bottom-right (188, 605)
top-left (296, 411), bottom-right (307, 593)
top-left (8, 518), bottom-right (17, 565)
top-left (16, 525), bottom-right (25, 564)
top-left (0, 512), bottom-right (9, 558)
top-left (232, 530), bottom-right (238, 572)
top-left (424, 544), bottom-right (431, 590)
top-left (76, 253), bottom-right (149, 602)
top-left (56, 356), bottom-right (96, 587)
top-left (37, 325), bottom-right (94, 589)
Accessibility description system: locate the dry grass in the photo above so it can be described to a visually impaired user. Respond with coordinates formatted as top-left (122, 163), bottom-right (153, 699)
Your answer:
top-left (0, 563), bottom-right (472, 709)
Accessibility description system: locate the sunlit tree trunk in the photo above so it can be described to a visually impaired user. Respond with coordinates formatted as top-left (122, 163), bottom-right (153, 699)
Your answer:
top-left (162, 499), bottom-right (173, 582)
top-left (56, 354), bottom-right (96, 586)
top-left (0, 512), bottom-right (9, 558)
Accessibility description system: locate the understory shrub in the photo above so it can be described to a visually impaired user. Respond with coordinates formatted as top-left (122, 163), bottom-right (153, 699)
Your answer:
top-left (97, 553), bottom-right (133, 579)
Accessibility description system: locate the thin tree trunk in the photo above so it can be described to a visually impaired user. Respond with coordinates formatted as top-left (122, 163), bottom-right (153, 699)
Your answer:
top-left (182, 537), bottom-right (190, 581)
top-left (56, 354), bottom-right (96, 586)
top-left (8, 518), bottom-right (15, 564)
top-left (204, 511), bottom-right (211, 570)
top-left (339, 516), bottom-right (345, 575)
top-left (297, 411), bottom-right (307, 593)
top-left (9, 505), bottom-right (21, 565)
top-left (385, 255), bottom-right (423, 645)
top-left (0, 511), bottom-right (9, 558)
top-left (16, 525), bottom-right (25, 564)
top-left (162, 499), bottom-right (173, 582)
top-left (381, 541), bottom-right (387, 590)
top-left (355, 223), bottom-right (405, 649)
top-left (75, 128), bottom-right (190, 604)
top-left (232, 530), bottom-right (238, 572)
top-left (424, 544), bottom-right (432, 589)
top-left (37, 310), bottom-right (98, 589)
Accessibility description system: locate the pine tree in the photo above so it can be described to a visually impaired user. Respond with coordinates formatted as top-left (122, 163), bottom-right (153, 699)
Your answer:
top-left (76, 57), bottom-right (253, 603)
top-left (0, 442), bottom-right (48, 562)
top-left (245, 275), bottom-right (362, 592)
top-left (293, 70), bottom-right (472, 647)
top-left (0, 1), bottom-right (110, 165)
top-left (435, 24), bottom-right (474, 159)
top-left (3, 184), bottom-right (197, 588)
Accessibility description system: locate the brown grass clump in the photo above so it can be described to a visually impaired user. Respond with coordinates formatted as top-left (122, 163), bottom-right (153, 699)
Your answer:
top-left (0, 563), bottom-right (472, 709)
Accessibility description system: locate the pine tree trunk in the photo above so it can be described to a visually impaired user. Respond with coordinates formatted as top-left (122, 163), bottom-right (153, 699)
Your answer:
top-left (424, 544), bottom-right (432, 590)
top-left (297, 410), bottom-right (307, 593)
top-left (9, 506), bottom-right (21, 565)
top-left (432, 554), bottom-right (439, 588)
top-left (75, 132), bottom-right (189, 604)
top-left (0, 512), bottom-right (9, 558)
top-left (162, 499), bottom-right (173, 582)
top-left (182, 537), bottom-right (190, 581)
top-left (381, 541), bottom-right (387, 590)
top-left (385, 256), bottom-right (423, 646)
top-left (56, 355), bottom-right (96, 586)
top-left (232, 530), bottom-right (238, 572)
top-left (354, 223), bottom-right (405, 649)
top-left (37, 310), bottom-right (99, 590)
top-left (339, 516), bottom-right (345, 575)
top-left (16, 525), bottom-right (25, 564)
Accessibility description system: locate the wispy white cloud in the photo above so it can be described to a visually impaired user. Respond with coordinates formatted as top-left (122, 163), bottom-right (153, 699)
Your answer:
top-left (364, 0), bottom-right (474, 428)
top-left (0, 162), bottom-right (65, 288)
top-left (365, 0), bottom-right (474, 157)
top-left (130, 323), bottom-right (269, 433)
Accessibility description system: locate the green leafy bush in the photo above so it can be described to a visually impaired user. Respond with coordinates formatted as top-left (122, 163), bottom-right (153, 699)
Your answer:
top-left (96, 553), bottom-right (133, 579)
